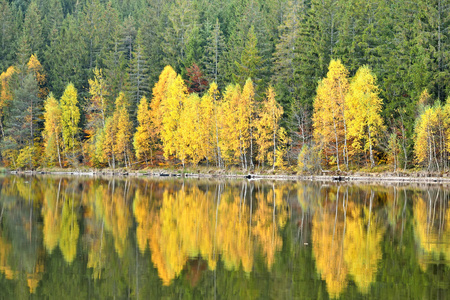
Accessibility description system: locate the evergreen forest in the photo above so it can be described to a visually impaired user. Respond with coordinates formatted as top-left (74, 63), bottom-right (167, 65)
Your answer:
top-left (0, 0), bottom-right (449, 172)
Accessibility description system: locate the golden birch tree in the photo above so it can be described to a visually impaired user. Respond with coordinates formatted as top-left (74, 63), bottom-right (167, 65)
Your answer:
top-left (60, 83), bottom-right (80, 162)
top-left (113, 92), bottom-right (133, 167)
top-left (199, 83), bottom-right (218, 164)
top-left (150, 66), bottom-right (178, 143)
top-left (133, 96), bottom-right (152, 166)
top-left (219, 84), bottom-right (241, 165)
top-left (27, 54), bottom-right (48, 99)
top-left (346, 66), bottom-right (384, 167)
top-left (255, 86), bottom-right (283, 168)
top-left (160, 74), bottom-right (188, 162)
top-left (313, 60), bottom-right (350, 171)
top-left (42, 93), bottom-right (62, 167)
top-left (240, 78), bottom-right (256, 169)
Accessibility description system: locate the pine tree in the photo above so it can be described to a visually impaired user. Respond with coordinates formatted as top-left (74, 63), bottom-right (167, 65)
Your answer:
top-left (272, 0), bottom-right (305, 114)
top-left (203, 19), bottom-right (226, 88)
top-left (233, 26), bottom-right (266, 95)
top-left (0, 0), bottom-right (17, 71)
top-left (128, 30), bottom-right (149, 110)
top-left (44, 15), bottom-right (88, 97)
top-left (80, 0), bottom-right (111, 70)
top-left (19, 1), bottom-right (43, 57)
top-left (162, 0), bottom-right (199, 69)
top-left (103, 35), bottom-right (130, 102)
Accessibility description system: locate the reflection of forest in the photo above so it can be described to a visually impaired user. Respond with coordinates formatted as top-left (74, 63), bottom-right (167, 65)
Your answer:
top-left (413, 190), bottom-right (450, 270)
top-left (308, 186), bottom-right (384, 298)
top-left (0, 176), bottom-right (448, 299)
top-left (135, 181), bottom-right (288, 285)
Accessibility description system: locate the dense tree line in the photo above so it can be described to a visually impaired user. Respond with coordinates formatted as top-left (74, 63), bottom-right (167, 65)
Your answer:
top-left (0, 0), bottom-right (449, 171)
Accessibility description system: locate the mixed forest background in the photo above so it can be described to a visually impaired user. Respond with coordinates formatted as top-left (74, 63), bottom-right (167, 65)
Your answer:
top-left (0, 0), bottom-right (449, 171)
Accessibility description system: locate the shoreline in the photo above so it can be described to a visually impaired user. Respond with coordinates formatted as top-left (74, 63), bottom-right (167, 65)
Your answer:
top-left (7, 169), bottom-right (450, 184)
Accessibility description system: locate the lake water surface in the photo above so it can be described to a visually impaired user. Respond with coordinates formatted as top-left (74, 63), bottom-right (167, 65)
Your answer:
top-left (0, 175), bottom-right (448, 299)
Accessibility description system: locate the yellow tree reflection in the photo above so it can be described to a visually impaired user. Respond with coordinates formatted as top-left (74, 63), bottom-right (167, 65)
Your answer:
top-left (59, 195), bottom-right (80, 264)
top-left (413, 191), bottom-right (450, 269)
top-left (312, 198), bottom-right (348, 298)
top-left (312, 187), bottom-right (384, 298)
top-left (344, 192), bottom-right (384, 294)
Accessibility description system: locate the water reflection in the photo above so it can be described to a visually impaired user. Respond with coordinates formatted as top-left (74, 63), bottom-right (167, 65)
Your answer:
top-left (0, 176), bottom-right (448, 299)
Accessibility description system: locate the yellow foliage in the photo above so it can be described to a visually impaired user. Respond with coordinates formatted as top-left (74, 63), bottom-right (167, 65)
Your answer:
top-left (114, 93), bottom-right (133, 166)
top-left (134, 96), bottom-right (152, 165)
top-left (16, 145), bottom-right (40, 169)
top-left (219, 84), bottom-right (242, 164)
top-left (59, 197), bottom-right (80, 264)
top-left (150, 66), bottom-right (177, 142)
top-left (255, 86), bottom-right (283, 167)
top-left (161, 75), bottom-right (188, 160)
top-left (312, 207), bottom-right (348, 298)
top-left (42, 184), bottom-right (62, 254)
top-left (43, 93), bottom-right (62, 166)
top-left (312, 59), bottom-right (350, 170)
top-left (27, 54), bottom-right (48, 99)
top-left (60, 83), bottom-right (80, 158)
top-left (413, 194), bottom-right (450, 268)
top-left (346, 66), bottom-right (384, 166)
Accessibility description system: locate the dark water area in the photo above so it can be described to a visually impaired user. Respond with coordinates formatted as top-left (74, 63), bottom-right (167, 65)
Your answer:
top-left (0, 175), bottom-right (448, 299)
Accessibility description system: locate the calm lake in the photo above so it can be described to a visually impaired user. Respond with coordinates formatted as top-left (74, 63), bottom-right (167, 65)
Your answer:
top-left (0, 175), bottom-right (448, 299)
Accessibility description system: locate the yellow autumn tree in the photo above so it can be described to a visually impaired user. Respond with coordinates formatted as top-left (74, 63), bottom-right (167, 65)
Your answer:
top-left (346, 66), bottom-right (384, 167)
top-left (160, 74), bottom-right (188, 161)
top-left (219, 84), bottom-right (241, 165)
top-left (27, 54), bottom-right (48, 99)
top-left (239, 78), bottom-right (256, 170)
top-left (134, 96), bottom-right (153, 166)
top-left (85, 68), bottom-right (110, 167)
top-left (150, 66), bottom-right (178, 144)
top-left (42, 93), bottom-right (62, 167)
top-left (255, 86), bottom-right (283, 168)
top-left (414, 102), bottom-right (448, 171)
top-left (114, 92), bottom-right (133, 167)
top-left (87, 68), bottom-right (109, 128)
top-left (0, 66), bottom-right (16, 139)
top-left (313, 59), bottom-right (350, 171)
top-left (60, 83), bottom-right (80, 162)
top-left (102, 116), bottom-right (117, 168)
top-left (200, 83), bottom-right (219, 164)
top-left (178, 93), bottom-right (202, 165)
